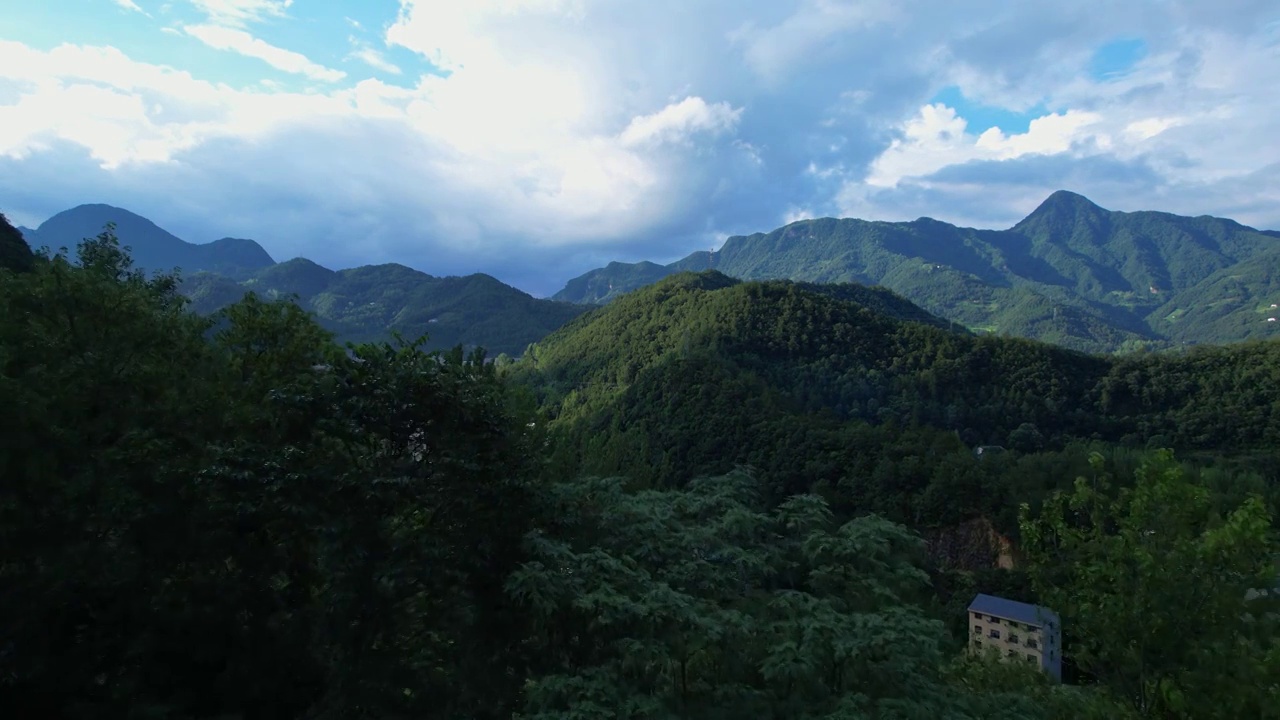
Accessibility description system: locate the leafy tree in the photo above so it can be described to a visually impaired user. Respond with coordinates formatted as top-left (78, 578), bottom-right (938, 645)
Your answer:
top-left (1019, 450), bottom-right (1280, 718)
top-left (511, 470), bottom-right (980, 718)
top-left (0, 229), bottom-right (542, 718)
top-left (0, 213), bottom-right (35, 273)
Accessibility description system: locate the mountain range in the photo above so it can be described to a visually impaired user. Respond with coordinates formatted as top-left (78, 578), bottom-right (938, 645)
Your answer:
top-left (10, 191), bottom-right (1280, 355)
top-left (553, 191), bottom-right (1280, 353)
top-left (15, 204), bottom-right (588, 356)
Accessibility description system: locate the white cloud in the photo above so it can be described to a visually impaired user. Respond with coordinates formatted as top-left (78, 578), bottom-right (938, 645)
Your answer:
top-left (1124, 116), bottom-right (1183, 141)
top-left (187, 0), bottom-right (292, 27)
top-left (619, 97), bottom-right (742, 147)
top-left (3, 0), bottom-right (1280, 294)
top-left (865, 103), bottom-right (1103, 188)
top-left (782, 206), bottom-right (816, 224)
top-left (350, 47), bottom-right (401, 75)
top-left (113, 0), bottom-right (147, 13)
top-left (731, 0), bottom-right (903, 85)
top-left (386, 0), bottom-right (586, 73)
top-left (183, 24), bottom-right (345, 82)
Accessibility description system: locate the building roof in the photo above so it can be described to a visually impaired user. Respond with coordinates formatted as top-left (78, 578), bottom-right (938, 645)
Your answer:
top-left (968, 593), bottom-right (1059, 628)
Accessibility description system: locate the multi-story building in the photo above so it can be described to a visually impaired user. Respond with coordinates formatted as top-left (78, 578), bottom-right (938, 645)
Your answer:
top-left (967, 593), bottom-right (1061, 681)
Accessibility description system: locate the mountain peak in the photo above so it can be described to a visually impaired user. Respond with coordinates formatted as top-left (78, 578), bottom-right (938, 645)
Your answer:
top-left (1036, 190), bottom-right (1104, 214)
top-left (1013, 190), bottom-right (1110, 235)
top-left (34, 203), bottom-right (274, 279)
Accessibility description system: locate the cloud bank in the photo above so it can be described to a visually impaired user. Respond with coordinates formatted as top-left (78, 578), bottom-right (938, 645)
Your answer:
top-left (0, 0), bottom-right (1277, 294)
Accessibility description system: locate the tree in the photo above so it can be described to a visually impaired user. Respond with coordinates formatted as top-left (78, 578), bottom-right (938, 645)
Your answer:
top-left (510, 470), bottom-right (982, 719)
top-left (1019, 450), bottom-right (1280, 718)
top-left (0, 230), bottom-right (542, 718)
top-left (0, 213), bottom-right (35, 273)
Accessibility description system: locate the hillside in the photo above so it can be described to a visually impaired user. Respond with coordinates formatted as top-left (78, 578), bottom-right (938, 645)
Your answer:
top-left (182, 259), bottom-right (590, 356)
top-left (553, 191), bottom-right (1280, 353)
top-left (25, 205), bottom-right (591, 356)
top-left (520, 271), bottom-right (1280, 514)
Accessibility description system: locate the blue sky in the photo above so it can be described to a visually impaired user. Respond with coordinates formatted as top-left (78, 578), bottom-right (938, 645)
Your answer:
top-left (1, 0), bottom-right (1278, 295)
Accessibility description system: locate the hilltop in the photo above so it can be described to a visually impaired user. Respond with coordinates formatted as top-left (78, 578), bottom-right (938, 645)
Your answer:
top-left (519, 271), bottom-right (1280, 507)
top-left (553, 191), bottom-right (1280, 353)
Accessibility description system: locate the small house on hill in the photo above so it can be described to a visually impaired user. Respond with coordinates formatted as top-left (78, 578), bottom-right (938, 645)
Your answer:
top-left (968, 593), bottom-right (1061, 681)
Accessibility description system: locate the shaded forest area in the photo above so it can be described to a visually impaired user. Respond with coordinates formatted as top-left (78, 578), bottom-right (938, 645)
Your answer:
top-left (2, 223), bottom-right (1278, 719)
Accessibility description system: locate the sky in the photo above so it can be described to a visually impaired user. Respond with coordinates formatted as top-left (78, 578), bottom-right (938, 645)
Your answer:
top-left (1, 1), bottom-right (1278, 296)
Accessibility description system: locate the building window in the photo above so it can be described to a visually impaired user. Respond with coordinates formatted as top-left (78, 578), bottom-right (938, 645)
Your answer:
top-left (1026, 639), bottom-right (1038, 649)
top-left (988, 616), bottom-right (1001, 624)
top-left (1026, 654), bottom-right (1036, 663)
top-left (1008, 634), bottom-right (1020, 645)
top-left (989, 630), bottom-right (1000, 639)
top-left (973, 625), bottom-right (982, 634)
top-left (1007, 649), bottom-right (1017, 658)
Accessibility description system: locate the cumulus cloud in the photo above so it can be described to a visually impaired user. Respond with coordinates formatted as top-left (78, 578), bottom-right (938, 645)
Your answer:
top-left (865, 104), bottom-right (1103, 188)
top-left (2, 0), bottom-right (1279, 295)
top-left (620, 97), bottom-right (742, 147)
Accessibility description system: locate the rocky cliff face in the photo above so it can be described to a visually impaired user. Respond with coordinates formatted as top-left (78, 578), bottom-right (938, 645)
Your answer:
top-left (924, 517), bottom-right (1018, 571)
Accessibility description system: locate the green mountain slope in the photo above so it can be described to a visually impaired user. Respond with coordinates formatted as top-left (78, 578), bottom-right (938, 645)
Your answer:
top-left (183, 257), bottom-right (590, 355)
top-left (521, 271), bottom-right (1280, 499)
top-left (553, 191), bottom-right (1280, 352)
top-left (24, 204), bottom-right (276, 279)
top-left (1147, 246), bottom-right (1280, 343)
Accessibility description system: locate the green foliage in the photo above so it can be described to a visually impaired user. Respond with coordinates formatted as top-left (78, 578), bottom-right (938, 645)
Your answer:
top-left (511, 471), bottom-right (965, 719)
top-left (4, 225), bottom-right (1277, 719)
top-left (0, 229), bottom-right (539, 717)
top-left (1020, 451), bottom-right (1280, 718)
top-left (0, 213), bottom-right (35, 273)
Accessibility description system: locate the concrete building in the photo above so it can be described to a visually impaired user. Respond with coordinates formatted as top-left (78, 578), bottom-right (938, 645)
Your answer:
top-left (968, 593), bottom-right (1061, 681)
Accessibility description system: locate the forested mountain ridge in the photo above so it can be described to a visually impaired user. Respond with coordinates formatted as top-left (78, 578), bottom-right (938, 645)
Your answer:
top-left (553, 191), bottom-right (1280, 352)
top-left (517, 271), bottom-right (1280, 526)
top-left (179, 260), bottom-right (589, 356)
top-left (21, 203), bottom-right (276, 280)
top-left (16, 204), bottom-right (590, 355)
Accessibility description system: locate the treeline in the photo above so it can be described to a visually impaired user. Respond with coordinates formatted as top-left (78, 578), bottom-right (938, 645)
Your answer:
top-left (2, 227), bottom-right (1278, 718)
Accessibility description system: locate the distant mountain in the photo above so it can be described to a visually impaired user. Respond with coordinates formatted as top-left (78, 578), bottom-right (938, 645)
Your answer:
top-left (21, 204), bottom-right (275, 280)
top-left (182, 259), bottom-right (590, 356)
top-left (25, 204), bottom-right (589, 356)
top-left (553, 191), bottom-right (1280, 353)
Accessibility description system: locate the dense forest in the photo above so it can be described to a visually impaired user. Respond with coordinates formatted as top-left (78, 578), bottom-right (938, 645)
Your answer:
top-left (2, 219), bottom-right (1279, 718)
